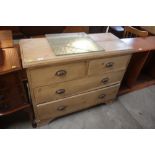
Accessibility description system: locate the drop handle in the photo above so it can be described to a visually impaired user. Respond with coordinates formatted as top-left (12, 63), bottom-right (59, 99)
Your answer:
top-left (98, 94), bottom-right (106, 99)
top-left (101, 77), bottom-right (109, 84)
top-left (106, 62), bottom-right (114, 68)
top-left (57, 105), bottom-right (67, 111)
top-left (56, 89), bottom-right (65, 94)
top-left (55, 70), bottom-right (67, 76)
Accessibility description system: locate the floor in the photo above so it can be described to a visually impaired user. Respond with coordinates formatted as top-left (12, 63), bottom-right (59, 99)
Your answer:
top-left (4, 85), bottom-right (155, 129)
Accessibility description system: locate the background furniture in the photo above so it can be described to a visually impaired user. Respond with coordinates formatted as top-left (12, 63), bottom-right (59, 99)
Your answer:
top-left (1, 26), bottom-right (152, 39)
top-left (0, 27), bottom-right (24, 39)
top-left (0, 26), bottom-right (113, 39)
top-left (0, 26), bottom-right (90, 39)
top-left (118, 27), bottom-right (151, 95)
top-left (119, 36), bottom-right (155, 95)
top-left (0, 47), bottom-right (31, 128)
top-left (140, 26), bottom-right (155, 35)
top-left (0, 31), bottom-right (30, 128)
top-left (63, 26), bottom-right (89, 33)
top-left (108, 26), bottom-right (147, 38)
top-left (123, 26), bottom-right (148, 38)
top-left (89, 26), bottom-right (108, 33)
top-left (109, 26), bottom-right (124, 38)
top-left (0, 30), bottom-right (13, 48)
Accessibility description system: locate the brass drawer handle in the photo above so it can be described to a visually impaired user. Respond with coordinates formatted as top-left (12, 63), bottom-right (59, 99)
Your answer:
top-left (106, 62), bottom-right (114, 68)
top-left (56, 89), bottom-right (65, 94)
top-left (57, 105), bottom-right (67, 111)
top-left (101, 77), bottom-right (109, 84)
top-left (98, 94), bottom-right (106, 99)
top-left (55, 70), bottom-right (67, 76)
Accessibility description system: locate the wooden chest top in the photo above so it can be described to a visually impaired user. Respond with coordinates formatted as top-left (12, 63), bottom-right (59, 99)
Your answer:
top-left (19, 33), bottom-right (134, 68)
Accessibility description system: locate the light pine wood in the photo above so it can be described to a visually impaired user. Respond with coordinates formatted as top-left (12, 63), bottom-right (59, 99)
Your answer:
top-left (97, 40), bottom-right (134, 53)
top-left (29, 61), bottom-right (87, 88)
top-left (0, 30), bottom-right (13, 48)
top-left (140, 26), bottom-right (155, 35)
top-left (89, 33), bottom-right (119, 42)
top-left (121, 37), bottom-right (155, 52)
top-left (19, 33), bottom-right (134, 68)
top-left (26, 69), bottom-right (41, 124)
top-left (123, 27), bottom-right (148, 38)
top-left (19, 38), bottom-right (54, 65)
top-left (33, 69), bottom-right (125, 104)
top-left (37, 84), bottom-right (120, 121)
top-left (19, 33), bottom-right (133, 126)
top-left (88, 55), bottom-right (131, 76)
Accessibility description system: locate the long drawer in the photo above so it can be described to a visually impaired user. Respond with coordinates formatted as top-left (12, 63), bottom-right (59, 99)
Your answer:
top-left (33, 70), bottom-right (124, 104)
top-left (88, 55), bottom-right (131, 75)
top-left (29, 61), bottom-right (87, 88)
top-left (37, 84), bottom-right (120, 121)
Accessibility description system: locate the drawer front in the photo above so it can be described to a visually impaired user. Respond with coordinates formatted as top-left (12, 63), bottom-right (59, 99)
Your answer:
top-left (88, 55), bottom-right (131, 75)
top-left (29, 62), bottom-right (86, 88)
top-left (37, 84), bottom-right (120, 121)
top-left (34, 70), bottom-right (124, 104)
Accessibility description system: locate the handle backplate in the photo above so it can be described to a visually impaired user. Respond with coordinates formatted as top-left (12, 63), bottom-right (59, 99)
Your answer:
top-left (55, 70), bottom-right (67, 76)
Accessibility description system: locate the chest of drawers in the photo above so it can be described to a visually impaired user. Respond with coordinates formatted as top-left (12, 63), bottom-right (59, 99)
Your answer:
top-left (19, 33), bottom-right (133, 126)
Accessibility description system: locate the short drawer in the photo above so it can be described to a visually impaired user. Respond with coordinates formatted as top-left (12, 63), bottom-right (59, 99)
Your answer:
top-left (88, 55), bottom-right (131, 75)
top-left (37, 84), bottom-right (120, 121)
top-left (29, 61), bottom-right (86, 88)
top-left (34, 70), bottom-right (124, 104)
